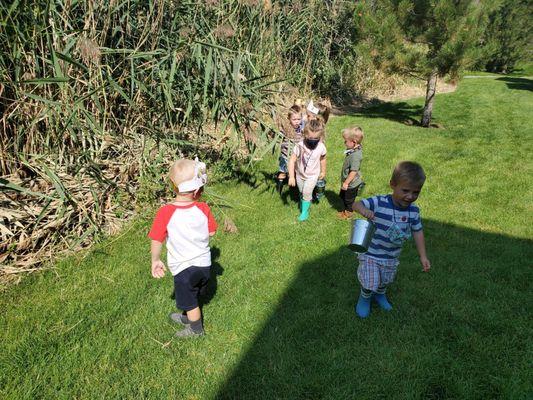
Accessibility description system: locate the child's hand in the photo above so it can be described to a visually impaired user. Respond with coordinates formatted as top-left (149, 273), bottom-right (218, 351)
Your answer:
top-left (151, 260), bottom-right (166, 278)
top-left (288, 177), bottom-right (296, 187)
top-left (360, 208), bottom-right (374, 220)
top-left (420, 257), bottom-right (431, 272)
top-left (341, 182), bottom-right (349, 191)
top-left (318, 173), bottom-right (325, 180)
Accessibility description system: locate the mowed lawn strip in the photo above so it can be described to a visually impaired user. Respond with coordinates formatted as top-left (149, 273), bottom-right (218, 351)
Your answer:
top-left (1, 76), bottom-right (532, 399)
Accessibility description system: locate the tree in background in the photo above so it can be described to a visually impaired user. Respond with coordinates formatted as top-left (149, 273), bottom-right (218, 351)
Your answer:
top-left (476, 0), bottom-right (533, 73)
top-left (355, 0), bottom-right (486, 127)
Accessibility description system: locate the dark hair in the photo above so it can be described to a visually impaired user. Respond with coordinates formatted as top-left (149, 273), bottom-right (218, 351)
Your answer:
top-left (316, 98), bottom-right (331, 124)
top-left (391, 161), bottom-right (426, 186)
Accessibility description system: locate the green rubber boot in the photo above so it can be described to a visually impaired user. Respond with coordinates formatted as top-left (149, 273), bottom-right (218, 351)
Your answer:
top-left (298, 200), bottom-right (311, 221)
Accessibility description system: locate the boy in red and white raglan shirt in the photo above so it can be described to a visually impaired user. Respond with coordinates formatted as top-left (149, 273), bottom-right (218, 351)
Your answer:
top-left (148, 158), bottom-right (217, 338)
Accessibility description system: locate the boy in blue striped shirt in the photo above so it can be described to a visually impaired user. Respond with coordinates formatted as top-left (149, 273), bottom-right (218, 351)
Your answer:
top-left (353, 161), bottom-right (431, 318)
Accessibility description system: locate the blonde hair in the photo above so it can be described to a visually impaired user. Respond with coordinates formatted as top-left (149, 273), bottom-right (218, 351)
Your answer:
top-left (287, 104), bottom-right (303, 120)
top-left (169, 159), bottom-right (196, 191)
top-left (391, 161), bottom-right (426, 186)
top-left (303, 119), bottom-right (325, 139)
top-left (342, 126), bottom-right (364, 144)
top-left (279, 103), bottom-right (304, 140)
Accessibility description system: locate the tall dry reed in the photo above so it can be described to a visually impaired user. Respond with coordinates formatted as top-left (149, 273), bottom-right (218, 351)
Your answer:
top-left (0, 0), bottom-right (371, 280)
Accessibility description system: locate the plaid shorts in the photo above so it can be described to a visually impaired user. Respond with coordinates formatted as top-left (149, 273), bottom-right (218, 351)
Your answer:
top-left (357, 255), bottom-right (399, 291)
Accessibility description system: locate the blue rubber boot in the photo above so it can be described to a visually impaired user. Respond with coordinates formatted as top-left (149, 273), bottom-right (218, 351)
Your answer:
top-left (298, 200), bottom-right (311, 221)
top-left (373, 293), bottom-right (393, 311)
top-left (355, 293), bottom-right (371, 318)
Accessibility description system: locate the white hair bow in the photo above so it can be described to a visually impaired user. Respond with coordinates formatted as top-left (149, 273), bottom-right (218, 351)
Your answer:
top-left (306, 100), bottom-right (319, 115)
top-left (177, 157), bottom-right (207, 192)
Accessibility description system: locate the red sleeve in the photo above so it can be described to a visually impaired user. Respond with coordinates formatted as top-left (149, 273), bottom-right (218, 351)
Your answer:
top-left (148, 205), bottom-right (176, 242)
top-left (196, 202), bottom-right (218, 234)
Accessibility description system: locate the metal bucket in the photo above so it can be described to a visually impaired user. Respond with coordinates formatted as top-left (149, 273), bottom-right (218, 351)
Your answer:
top-left (348, 219), bottom-right (375, 253)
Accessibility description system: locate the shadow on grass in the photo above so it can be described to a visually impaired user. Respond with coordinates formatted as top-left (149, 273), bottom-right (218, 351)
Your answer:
top-left (201, 246), bottom-right (223, 307)
top-left (280, 184), bottom-right (300, 206)
top-left (496, 77), bottom-right (533, 92)
top-left (215, 220), bottom-right (532, 399)
top-left (233, 168), bottom-right (306, 206)
top-left (346, 100), bottom-right (424, 126)
top-left (234, 169), bottom-right (292, 198)
top-left (234, 169), bottom-right (261, 189)
top-left (323, 189), bottom-right (344, 212)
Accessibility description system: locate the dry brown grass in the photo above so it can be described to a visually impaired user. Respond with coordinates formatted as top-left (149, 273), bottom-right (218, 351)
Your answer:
top-left (0, 158), bottom-right (136, 287)
top-left (374, 77), bottom-right (457, 102)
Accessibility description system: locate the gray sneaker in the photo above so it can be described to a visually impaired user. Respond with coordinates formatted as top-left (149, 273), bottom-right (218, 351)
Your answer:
top-left (169, 312), bottom-right (189, 326)
top-left (174, 325), bottom-right (204, 338)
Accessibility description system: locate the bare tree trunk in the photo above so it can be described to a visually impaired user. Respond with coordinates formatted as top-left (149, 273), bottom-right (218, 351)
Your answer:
top-left (421, 69), bottom-right (438, 127)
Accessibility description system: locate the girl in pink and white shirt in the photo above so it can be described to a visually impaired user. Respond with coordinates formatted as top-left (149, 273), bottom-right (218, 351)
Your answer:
top-left (288, 119), bottom-right (327, 221)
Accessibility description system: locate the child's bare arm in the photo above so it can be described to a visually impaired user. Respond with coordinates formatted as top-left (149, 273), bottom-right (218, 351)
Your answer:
top-left (353, 201), bottom-right (374, 219)
top-left (342, 171), bottom-right (358, 190)
top-left (413, 230), bottom-right (431, 272)
top-left (288, 153), bottom-right (297, 186)
top-left (150, 240), bottom-right (166, 278)
top-left (319, 155), bottom-right (326, 179)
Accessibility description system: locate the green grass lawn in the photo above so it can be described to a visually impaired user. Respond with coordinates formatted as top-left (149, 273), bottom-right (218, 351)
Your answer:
top-left (506, 61), bottom-right (533, 77)
top-left (464, 61), bottom-right (533, 77)
top-left (1, 76), bottom-right (532, 399)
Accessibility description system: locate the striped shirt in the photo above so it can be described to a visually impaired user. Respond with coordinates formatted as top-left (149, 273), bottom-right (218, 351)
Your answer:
top-left (361, 194), bottom-right (423, 260)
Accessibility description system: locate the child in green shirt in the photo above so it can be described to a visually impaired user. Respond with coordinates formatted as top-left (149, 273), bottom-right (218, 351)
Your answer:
top-left (338, 127), bottom-right (364, 219)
